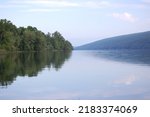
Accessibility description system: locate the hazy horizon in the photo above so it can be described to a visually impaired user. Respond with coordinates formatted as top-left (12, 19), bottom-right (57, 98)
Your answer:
top-left (0, 0), bottom-right (150, 46)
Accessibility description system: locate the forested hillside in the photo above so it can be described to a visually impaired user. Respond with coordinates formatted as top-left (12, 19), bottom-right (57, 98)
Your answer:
top-left (0, 19), bottom-right (73, 51)
top-left (75, 31), bottom-right (150, 50)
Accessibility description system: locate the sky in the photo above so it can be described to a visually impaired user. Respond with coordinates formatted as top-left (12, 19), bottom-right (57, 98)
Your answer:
top-left (0, 0), bottom-right (150, 46)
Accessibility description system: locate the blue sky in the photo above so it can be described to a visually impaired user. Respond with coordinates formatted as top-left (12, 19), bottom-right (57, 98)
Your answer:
top-left (0, 0), bottom-right (150, 46)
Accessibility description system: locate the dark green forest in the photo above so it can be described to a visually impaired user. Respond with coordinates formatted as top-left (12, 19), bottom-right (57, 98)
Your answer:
top-left (0, 19), bottom-right (73, 51)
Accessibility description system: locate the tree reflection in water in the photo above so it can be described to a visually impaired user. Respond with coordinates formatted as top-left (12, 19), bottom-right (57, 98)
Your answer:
top-left (0, 51), bottom-right (72, 87)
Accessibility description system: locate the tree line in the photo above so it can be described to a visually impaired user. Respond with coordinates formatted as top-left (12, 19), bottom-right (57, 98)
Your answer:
top-left (0, 19), bottom-right (73, 51)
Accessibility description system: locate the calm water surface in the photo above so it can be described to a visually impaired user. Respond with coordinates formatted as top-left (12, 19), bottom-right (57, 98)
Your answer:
top-left (0, 50), bottom-right (150, 100)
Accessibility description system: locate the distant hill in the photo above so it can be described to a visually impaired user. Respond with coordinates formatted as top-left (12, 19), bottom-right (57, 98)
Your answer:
top-left (75, 31), bottom-right (150, 50)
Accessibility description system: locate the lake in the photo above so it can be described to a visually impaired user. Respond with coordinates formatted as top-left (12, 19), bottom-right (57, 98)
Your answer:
top-left (0, 50), bottom-right (150, 100)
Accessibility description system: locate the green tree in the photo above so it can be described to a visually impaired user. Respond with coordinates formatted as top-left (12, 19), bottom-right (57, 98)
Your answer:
top-left (0, 19), bottom-right (73, 51)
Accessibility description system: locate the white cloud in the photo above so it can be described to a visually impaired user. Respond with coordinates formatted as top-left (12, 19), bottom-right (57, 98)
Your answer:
top-left (26, 8), bottom-right (61, 12)
top-left (6, 0), bottom-right (80, 12)
top-left (0, 0), bottom-right (79, 13)
top-left (112, 12), bottom-right (136, 22)
top-left (0, 0), bottom-right (148, 12)
top-left (10, 0), bottom-right (79, 7)
top-left (84, 1), bottom-right (110, 8)
top-left (9, 0), bottom-right (111, 9)
top-left (7, 0), bottom-right (110, 13)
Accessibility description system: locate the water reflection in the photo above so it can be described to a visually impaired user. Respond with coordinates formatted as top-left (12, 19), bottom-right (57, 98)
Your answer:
top-left (1, 50), bottom-right (150, 99)
top-left (91, 50), bottom-right (150, 65)
top-left (0, 51), bottom-right (72, 87)
top-left (113, 74), bottom-right (137, 85)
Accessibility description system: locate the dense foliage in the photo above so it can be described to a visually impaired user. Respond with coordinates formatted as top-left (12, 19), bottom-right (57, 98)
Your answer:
top-left (0, 19), bottom-right (73, 51)
top-left (75, 31), bottom-right (150, 50)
